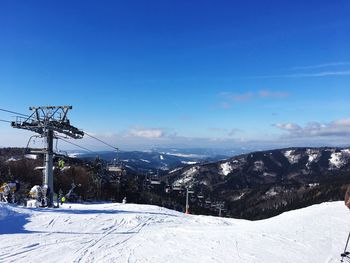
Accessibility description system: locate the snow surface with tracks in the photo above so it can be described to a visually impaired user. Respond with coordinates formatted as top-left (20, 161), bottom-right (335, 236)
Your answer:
top-left (0, 201), bottom-right (349, 263)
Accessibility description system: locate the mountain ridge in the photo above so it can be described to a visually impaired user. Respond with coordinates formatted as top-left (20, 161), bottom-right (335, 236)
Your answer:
top-left (163, 146), bottom-right (350, 219)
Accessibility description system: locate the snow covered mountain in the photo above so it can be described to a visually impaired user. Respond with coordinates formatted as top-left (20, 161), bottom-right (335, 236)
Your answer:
top-left (167, 147), bottom-right (350, 186)
top-left (0, 201), bottom-right (348, 262)
top-left (79, 149), bottom-right (228, 173)
top-left (164, 147), bottom-right (350, 219)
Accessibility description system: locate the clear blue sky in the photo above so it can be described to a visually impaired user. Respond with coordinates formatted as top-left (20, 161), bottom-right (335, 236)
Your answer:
top-left (0, 1), bottom-right (350, 151)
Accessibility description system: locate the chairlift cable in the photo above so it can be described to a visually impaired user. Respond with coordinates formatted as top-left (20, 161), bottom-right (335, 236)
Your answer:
top-left (0, 108), bottom-right (31, 118)
top-left (0, 119), bottom-right (12, 123)
top-left (0, 108), bottom-right (39, 124)
top-left (57, 137), bottom-right (96, 153)
top-left (84, 132), bottom-right (119, 151)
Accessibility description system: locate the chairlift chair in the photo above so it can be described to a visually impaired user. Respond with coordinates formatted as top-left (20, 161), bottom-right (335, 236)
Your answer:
top-left (60, 166), bottom-right (71, 171)
top-left (197, 193), bottom-right (204, 199)
top-left (150, 177), bottom-right (161, 185)
top-left (34, 166), bottom-right (45, 171)
top-left (108, 165), bottom-right (123, 172)
top-left (205, 198), bottom-right (211, 204)
top-left (172, 185), bottom-right (183, 191)
top-left (187, 188), bottom-right (194, 194)
top-left (24, 135), bottom-right (44, 155)
top-left (107, 152), bottom-right (125, 175)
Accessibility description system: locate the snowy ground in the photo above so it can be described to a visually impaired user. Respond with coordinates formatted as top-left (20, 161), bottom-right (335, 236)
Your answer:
top-left (0, 201), bottom-right (349, 263)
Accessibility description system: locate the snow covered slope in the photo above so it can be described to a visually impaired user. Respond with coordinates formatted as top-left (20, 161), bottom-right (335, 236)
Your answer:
top-left (0, 201), bottom-right (349, 263)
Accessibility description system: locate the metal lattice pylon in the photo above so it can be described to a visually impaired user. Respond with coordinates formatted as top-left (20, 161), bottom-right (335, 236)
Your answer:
top-left (11, 106), bottom-right (84, 207)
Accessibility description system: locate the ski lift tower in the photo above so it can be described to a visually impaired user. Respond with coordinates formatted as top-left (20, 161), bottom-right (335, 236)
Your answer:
top-left (185, 187), bottom-right (194, 214)
top-left (11, 106), bottom-right (84, 207)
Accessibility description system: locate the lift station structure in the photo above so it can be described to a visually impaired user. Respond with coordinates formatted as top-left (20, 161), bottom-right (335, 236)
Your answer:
top-left (11, 106), bottom-right (84, 207)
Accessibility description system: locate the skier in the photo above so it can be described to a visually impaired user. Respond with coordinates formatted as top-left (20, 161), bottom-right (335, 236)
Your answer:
top-left (41, 185), bottom-right (51, 207)
top-left (61, 196), bottom-right (66, 204)
top-left (341, 185), bottom-right (350, 262)
top-left (11, 180), bottom-right (20, 203)
top-left (15, 180), bottom-right (20, 192)
top-left (58, 159), bottom-right (65, 169)
top-left (58, 189), bottom-right (64, 205)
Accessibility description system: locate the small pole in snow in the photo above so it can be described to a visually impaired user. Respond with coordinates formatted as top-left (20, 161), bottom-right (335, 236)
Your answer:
top-left (218, 202), bottom-right (225, 217)
top-left (341, 231), bottom-right (350, 261)
top-left (344, 231), bottom-right (350, 254)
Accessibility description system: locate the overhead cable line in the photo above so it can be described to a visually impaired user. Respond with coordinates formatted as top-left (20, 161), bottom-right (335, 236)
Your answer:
top-left (0, 119), bottom-right (12, 123)
top-left (0, 108), bottom-right (31, 118)
top-left (57, 136), bottom-right (96, 153)
top-left (84, 132), bottom-right (119, 151)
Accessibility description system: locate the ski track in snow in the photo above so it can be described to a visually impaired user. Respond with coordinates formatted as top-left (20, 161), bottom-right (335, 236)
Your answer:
top-left (0, 202), bottom-right (349, 263)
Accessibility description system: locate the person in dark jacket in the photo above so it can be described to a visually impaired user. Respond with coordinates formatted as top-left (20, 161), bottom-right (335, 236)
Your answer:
top-left (15, 180), bottom-right (20, 193)
top-left (345, 185), bottom-right (350, 209)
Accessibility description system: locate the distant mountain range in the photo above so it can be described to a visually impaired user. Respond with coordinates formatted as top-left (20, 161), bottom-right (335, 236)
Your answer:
top-left (75, 148), bottom-right (237, 173)
top-left (163, 147), bottom-right (350, 219)
top-left (3, 146), bottom-right (350, 219)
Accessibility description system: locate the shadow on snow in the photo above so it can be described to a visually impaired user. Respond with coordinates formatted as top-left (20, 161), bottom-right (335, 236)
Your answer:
top-left (0, 204), bottom-right (178, 235)
top-left (0, 208), bottom-right (31, 235)
top-left (35, 207), bottom-right (179, 217)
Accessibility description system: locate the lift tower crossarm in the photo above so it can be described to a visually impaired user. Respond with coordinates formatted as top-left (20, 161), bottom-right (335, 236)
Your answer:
top-left (11, 106), bottom-right (84, 207)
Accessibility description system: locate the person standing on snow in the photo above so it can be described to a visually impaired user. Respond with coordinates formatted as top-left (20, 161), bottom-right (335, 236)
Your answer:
top-left (345, 185), bottom-right (350, 209)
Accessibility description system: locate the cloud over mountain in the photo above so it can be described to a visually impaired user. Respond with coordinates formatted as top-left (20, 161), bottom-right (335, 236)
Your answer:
top-left (274, 118), bottom-right (350, 138)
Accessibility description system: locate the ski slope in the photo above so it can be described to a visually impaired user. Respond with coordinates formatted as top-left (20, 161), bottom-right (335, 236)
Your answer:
top-left (0, 201), bottom-right (349, 263)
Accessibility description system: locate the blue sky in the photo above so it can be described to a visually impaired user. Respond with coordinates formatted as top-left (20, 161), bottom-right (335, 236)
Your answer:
top-left (0, 1), bottom-right (350, 151)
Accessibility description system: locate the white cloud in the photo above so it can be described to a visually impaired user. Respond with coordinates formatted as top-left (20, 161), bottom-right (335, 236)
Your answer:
top-left (274, 118), bottom-right (350, 138)
top-left (219, 102), bottom-right (232, 109)
top-left (292, 62), bottom-right (350, 70)
top-left (258, 90), bottom-right (289, 98)
top-left (297, 70), bottom-right (350, 77)
top-left (219, 90), bottom-right (289, 109)
top-left (230, 92), bottom-right (254, 102)
top-left (75, 119), bottom-right (350, 151)
top-left (208, 127), bottom-right (228, 133)
top-left (228, 128), bottom-right (241, 137)
top-left (333, 118), bottom-right (350, 126)
top-left (220, 92), bottom-right (254, 102)
top-left (274, 123), bottom-right (301, 131)
top-left (220, 90), bottom-right (289, 102)
top-left (127, 128), bottom-right (165, 138)
top-left (252, 70), bottom-right (350, 79)
top-left (5, 118), bottom-right (350, 153)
